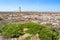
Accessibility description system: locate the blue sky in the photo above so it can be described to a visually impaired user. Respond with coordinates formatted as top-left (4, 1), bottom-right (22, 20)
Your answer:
top-left (0, 0), bottom-right (60, 12)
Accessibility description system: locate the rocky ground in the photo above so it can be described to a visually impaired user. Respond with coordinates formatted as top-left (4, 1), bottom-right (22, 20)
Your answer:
top-left (0, 12), bottom-right (60, 40)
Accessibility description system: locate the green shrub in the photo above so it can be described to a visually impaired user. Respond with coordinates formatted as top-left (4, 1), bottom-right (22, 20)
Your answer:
top-left (25, 22), bottom-right (41, 35)
top-left (0, 22), bottom-right (59, 40)
top-left (1, 23), bottom-right (24, 38)
top-left (0, 28), bottom-right (2, 35)
top-left (25, 22), bottom-right (59, 40)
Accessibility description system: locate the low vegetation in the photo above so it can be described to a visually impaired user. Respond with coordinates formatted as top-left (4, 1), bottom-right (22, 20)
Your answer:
top-left (0, 23), bottom-right (24, 38)
top-left (0, 22), bottom-right (59, 40)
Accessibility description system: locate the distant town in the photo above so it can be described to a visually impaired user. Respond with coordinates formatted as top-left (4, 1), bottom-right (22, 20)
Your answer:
top-left (0, 12), bottom-right (60, 28)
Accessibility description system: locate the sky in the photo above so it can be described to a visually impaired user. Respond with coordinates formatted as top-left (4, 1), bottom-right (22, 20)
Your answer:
top-left (0, 0), bottom-right (60, 12)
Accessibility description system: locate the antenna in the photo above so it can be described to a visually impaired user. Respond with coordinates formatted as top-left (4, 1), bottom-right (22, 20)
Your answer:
top-left (19, 0), bottom-right (21, 12)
